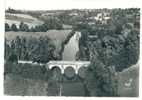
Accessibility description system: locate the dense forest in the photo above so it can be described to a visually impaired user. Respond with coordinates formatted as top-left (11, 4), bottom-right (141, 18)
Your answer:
top-left (5, 36), bottom-right (59, 63)
top-left (76, 9), bottom-right (140, 71)
top-left (76, 9), bottom-right (139, 96)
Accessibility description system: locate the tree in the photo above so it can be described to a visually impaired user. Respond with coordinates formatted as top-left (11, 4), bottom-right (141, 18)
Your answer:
top-left (11, 24), bottom-right (18, 31)
top-left (114, 29), bottom-right (139, 71)
top-left (74, 20), bottom-right (119, 97)
top-left (5, 38), bottom-right (11, 60)
top-left (84, 45), bottom-right (118, 96)
top-left (29, 27), bottom-right (36, 32)
top-left (43, 17), bottom-right (63, 30)
top-left (14, 36), bottom-right (22, 60)
top-left (19, 22), bottom-right (29, 32)
top-left (5, 23), bottom-right (10, 31)
top-left (20, 37), bottom-right (28, 60)
top-left (34, 24), bottom-right (47, 32)
top-left (28, 36), bottom-right (56, 63)
top-left (7, 51), bottom-right (18, 63)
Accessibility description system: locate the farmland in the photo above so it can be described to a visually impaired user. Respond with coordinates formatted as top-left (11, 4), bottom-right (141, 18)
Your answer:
top-left (5, 30), bottom-right (72, 42)
top-left (5, 13), bottom-right (43, 28)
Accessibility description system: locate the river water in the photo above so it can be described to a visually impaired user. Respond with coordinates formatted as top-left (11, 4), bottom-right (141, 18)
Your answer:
top-left (62, 31), bottom-right (81, 61)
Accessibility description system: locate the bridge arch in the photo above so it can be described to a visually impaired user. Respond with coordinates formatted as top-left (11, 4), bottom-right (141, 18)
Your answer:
top-left (50, 66), bottom-right (62, 81)
top-left (46, 61), bottom-right (90, 75)
top-left (48, 64), bottom-right (64, 74)
top-left (78, 66), bottom-right (88, 79)
top-left (64, 66), bottom-right (75, 79)
top-left (51, 66), bottom-right (61, 72)
top-left (63, 64), bottom-right (77, 74)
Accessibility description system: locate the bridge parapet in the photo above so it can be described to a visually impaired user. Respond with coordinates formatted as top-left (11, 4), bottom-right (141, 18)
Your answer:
top-left (46, 61), bottom-right (90, 74)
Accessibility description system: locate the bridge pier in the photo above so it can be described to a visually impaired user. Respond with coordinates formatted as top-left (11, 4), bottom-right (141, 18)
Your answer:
top-left (61, 65), bottom-right (64, 74)
top-left (75, 65), bottom-right (81, 74)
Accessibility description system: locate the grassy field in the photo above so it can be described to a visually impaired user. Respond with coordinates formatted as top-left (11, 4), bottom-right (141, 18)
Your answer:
top-left (117, 63), bottom-right (139, 97)
top-left (5, 30), bottom-right (72, 42)
top-left (4, 74), bottom-right (48, 96)
top-left (5, 13), bottom-right (43, 28)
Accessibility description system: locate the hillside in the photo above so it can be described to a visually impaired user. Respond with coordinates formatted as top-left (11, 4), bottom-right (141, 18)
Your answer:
top-left (117, 63), bottom-right (139, 97)
top-left (5, 30), bottom-right (72, 41)
top-left (5, 13), bottom-right (43, 28)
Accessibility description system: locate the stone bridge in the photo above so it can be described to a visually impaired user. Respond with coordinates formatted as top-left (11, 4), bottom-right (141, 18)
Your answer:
top-left (46, 61), bottom-right (90, 74)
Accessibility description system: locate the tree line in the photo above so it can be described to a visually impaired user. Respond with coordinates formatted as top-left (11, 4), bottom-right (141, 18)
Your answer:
top-left (5, 18), bottom-right (63, 32)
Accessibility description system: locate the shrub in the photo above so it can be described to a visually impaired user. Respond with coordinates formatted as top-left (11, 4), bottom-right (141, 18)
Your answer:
top-left (11, 24), bottom-right (18, 31)
top-left (5, 23), bottom-right (11, 31)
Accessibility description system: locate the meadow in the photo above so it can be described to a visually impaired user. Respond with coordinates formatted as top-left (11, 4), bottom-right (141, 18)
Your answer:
top-left (5, 13), bottom-right (43, 28)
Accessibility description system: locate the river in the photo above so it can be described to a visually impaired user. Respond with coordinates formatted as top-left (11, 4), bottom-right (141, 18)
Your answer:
top-left (62, 31), bottom-right (81, 61)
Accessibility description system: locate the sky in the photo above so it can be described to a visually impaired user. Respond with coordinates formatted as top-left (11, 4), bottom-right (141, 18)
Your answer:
top-left (5, 0), bottom-right (140, 10)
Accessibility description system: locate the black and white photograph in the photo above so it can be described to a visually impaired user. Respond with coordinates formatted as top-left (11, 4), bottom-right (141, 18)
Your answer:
top-left (1, 0), bottom-right (141, 98)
